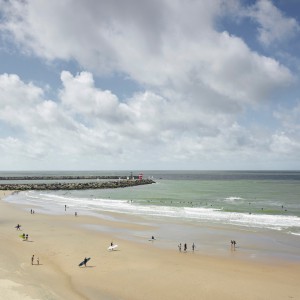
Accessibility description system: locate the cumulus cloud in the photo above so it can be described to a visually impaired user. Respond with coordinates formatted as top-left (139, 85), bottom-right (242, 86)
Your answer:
top-left (0, 0), bottom-right (294, 104)
top-left (0, 0), bottom-right (299, 169)
top-left (269, 103), bottom-right (300, 158)
top-left (0, 70), bottom-right (298, 169)
top-left (60, 71), bottom-right (120, 120)
top-left (245, 0), bottom-right (300, 46)
top-left (274, 103), bottom-right (300, 133)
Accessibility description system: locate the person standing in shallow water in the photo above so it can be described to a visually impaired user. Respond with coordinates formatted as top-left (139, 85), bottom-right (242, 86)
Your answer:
top-left (231, 240), bottom-right (237, 250)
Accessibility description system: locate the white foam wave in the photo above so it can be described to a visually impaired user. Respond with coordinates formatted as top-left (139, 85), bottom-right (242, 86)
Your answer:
top-left (224, 196), bottom-right (243, 202)
top-left (290, 232), bottom-right (300, 236)
top-left (6, 191), bottom-right (300, 231)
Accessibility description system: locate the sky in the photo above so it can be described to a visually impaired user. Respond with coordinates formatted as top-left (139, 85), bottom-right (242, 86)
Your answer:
top-left (0, 0), bottom-right (300, 171)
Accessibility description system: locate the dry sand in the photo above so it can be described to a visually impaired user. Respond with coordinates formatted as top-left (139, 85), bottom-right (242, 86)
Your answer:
top-left (0, 190), bottom-right (299, 300)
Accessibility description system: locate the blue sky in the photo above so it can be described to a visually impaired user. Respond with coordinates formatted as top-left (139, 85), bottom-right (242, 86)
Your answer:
top-left (0, 0), bottom-right (300, 170)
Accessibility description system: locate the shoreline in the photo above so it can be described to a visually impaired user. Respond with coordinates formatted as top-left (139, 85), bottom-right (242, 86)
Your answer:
top-left (1, 190), bottom-right (300, 299)
top-left (5, 190), bottom-right (300, 263)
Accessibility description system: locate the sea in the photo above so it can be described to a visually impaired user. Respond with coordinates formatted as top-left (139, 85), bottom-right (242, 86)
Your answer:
top-left (2, 170), bottom-right (300, 262)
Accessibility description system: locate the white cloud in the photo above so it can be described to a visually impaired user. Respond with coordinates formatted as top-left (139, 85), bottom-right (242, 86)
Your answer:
top-left (0, 73), bottom-right (43, 107)
top-left (60, 71), bottom-right (120, 120)
top-left (0, 0), bottom-right (299, 169)
top-left (0, 0), bottom-right (294, 105)
top-left (274, 102), bottom-right (300, 133)
top-left (245, 0), bottom-right (300, 46)
top-left (270, 132), bottom-right (300, 155)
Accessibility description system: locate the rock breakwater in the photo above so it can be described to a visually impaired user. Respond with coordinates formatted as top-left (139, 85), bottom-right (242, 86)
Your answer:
top-left (0, 179), bottom-right (155, 191)
top-left (0, 175), bottom-right (134, 181)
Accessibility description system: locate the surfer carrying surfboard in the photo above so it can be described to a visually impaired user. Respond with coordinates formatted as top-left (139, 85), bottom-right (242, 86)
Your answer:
top-left (78, 257), bottom-right (91, 267)
top-left (83, 257), bottom-right (88, 267)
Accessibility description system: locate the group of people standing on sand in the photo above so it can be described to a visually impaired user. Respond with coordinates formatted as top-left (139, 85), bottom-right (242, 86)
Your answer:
top-left (178, 242), bottom-right (196, 252)
top-left (31, 255), bottom-right (39, 265)
top-left (230, 240), bottom-right (237, 250)
top-left (22, 233), bottom-right (29, 241)
top-left (15, 212), bottom-right (41, 265)
top-left (65, 203), bottom-right (78, 217)
top-left (15, 224), bottom-right (30, 241)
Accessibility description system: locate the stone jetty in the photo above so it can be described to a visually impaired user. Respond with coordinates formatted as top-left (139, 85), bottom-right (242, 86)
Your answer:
top-left (0, 179), bottom-right (155, 191)
top-left (0, 175), bottom-right (134, 181)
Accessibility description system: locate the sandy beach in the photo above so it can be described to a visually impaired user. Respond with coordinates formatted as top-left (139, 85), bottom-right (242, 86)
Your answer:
top-left (1, 190), bottom-right (300, 300)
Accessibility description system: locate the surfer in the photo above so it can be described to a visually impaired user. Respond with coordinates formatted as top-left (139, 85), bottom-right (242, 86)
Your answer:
top-left (15, 224), bottom-right (21, 230)
top-left (83, 257), bottom-right (88, 267)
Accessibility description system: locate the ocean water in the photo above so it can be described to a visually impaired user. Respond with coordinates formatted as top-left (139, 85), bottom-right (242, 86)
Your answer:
top-left (3, 170), bottom-right (300, 261)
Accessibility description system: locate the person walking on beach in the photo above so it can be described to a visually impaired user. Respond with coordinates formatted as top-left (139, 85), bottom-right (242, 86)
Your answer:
top-left (37, 257), bottom-right (39, 265)
top-left (184, 243), bottom-right (187, 252)
top-left (26, 234), bottom-right (28, 241)
top-left (178, 243), bottom-right (182, 252)
top-left (231, 240), bottom-right (237, 250)
top-left (65, 205), bottom-right (67, 211)
top-left (16, 224), bottom-right (21, 230)
top-left (31, 255), bottom-right (34, 265)
top-left (192, 243), bottom-right (195, 252)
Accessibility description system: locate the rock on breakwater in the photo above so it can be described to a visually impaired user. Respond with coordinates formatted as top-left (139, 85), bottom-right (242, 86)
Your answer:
top-left (0, 179), bottom-right (155, 191)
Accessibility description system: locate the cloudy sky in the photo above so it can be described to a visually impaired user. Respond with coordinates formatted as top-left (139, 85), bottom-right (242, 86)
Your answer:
top-left (0, 0), bottom-right (300, 171)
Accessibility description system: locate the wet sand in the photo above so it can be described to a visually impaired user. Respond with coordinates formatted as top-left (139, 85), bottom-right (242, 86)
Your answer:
top-left (0, 191), bottom-right (299, 300)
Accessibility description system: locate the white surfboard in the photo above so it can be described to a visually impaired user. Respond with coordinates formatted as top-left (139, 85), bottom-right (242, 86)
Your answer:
top-left (107, 244), bottom-right (118, 251)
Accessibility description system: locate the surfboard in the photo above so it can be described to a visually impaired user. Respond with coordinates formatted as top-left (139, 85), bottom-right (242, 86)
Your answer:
top-left (78, 257), bottom-right (91, 266)
top-left (19, 234), bottom-right (25, 238)
top-left (107, 245), bottom-right (118, 251)
top-left (148, 238), bottom-right (156, 241)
